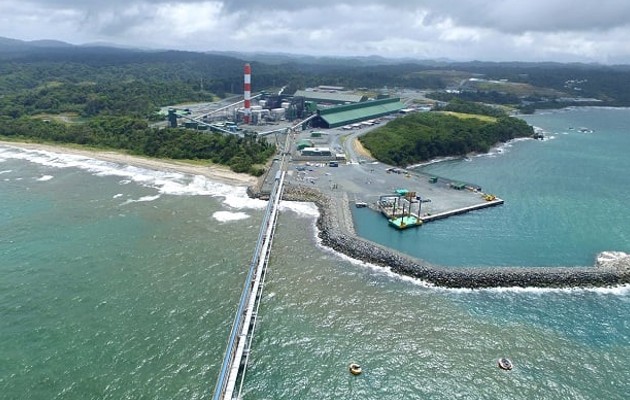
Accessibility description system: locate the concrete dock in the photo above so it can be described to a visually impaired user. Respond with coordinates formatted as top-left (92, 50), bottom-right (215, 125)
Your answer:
top-left (251, 125), bottom-right (507, 233)
top-left (420, 198), bottom-right (504, 223)
top-left (277, 156), bottom-right (503, 228)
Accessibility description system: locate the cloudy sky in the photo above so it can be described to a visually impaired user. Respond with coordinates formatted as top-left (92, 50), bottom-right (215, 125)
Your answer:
top-left (1, 0), bottom-right (630, 63)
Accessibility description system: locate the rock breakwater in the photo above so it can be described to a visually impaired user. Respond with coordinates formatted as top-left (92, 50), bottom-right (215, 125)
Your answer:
top-left (280, 185), bottom-right (630, 289)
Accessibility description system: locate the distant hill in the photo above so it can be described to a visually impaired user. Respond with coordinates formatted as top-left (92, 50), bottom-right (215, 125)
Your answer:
top-left (0, 37), bottom-right (75, 52)
top-left (28, 39), bottom-right (74, 48)
top-left (206, 50), bottom-right (441, 66)
top-left (1, 36), bottom-right (630, 108)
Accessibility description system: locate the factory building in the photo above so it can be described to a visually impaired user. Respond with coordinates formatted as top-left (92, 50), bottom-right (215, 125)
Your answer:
top-left (300, 147), bottom-right (332, 157)
top-left (311, 98), bottom-right (406, 129)
top-left (292, 90), bottom-right (366, 104)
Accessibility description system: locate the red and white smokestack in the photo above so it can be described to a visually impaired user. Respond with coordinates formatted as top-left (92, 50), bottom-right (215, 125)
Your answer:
top-left (243, 63), bottom-right (251, 124)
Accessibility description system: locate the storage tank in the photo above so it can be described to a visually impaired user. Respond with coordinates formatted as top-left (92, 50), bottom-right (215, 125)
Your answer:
top-left (271, 108), bottom-right (285, 121)
top-left (252, 109), bottom-right (270, 117)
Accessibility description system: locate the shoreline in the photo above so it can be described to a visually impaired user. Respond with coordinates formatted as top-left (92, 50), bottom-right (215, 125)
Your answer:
top-left (0, 140), bottom-right (257, 187)
top-left (5, 139), bottom-right (630, 289)
top-left (282, 185), bottom-right (630, 289)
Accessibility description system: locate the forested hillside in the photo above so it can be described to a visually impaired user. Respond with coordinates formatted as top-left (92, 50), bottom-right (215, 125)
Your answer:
top-left (0, 117), bottom-right (275, 175)
top-left (1, 42), bottom-right (628, 174)
top-left (359, 110), bottom-right (533, 166)
top-left (0, 48), bottom-right (280, 175)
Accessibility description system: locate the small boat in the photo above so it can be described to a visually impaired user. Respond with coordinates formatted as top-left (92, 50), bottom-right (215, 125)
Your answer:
top-left (355, 201), bottom-right (368, 208)
top-left (497, 357), bottom-right (513, 371)
top-left (349, 363), bottom-right (362, 375)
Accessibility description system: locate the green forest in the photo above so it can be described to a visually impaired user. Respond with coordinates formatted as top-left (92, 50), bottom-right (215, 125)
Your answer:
top-left (0, 49), bottom-right (280, 175)
top-left (1, 43), bottom-right (630, 174)
top-left (359, 108), bottom-right (533, 166)
top-left (0, 116), bottom-right (275, 175)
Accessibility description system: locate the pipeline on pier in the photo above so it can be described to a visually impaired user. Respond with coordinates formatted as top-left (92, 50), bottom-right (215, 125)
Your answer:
top-left (212, 170), bottom-right (286, 400)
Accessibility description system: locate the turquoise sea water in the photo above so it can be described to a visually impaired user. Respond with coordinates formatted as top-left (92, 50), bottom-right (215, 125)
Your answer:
top-left (354, 107), bottom-right (630, 267)
top-left (1, 108), bottom-right (629, 399)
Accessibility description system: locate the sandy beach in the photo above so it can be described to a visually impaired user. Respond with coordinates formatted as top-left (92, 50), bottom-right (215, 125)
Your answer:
top-left (0, 140), bottom-right (257, 187)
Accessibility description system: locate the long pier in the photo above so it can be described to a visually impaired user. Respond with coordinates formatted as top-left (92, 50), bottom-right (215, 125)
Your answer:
top-left (421, 198), bottom-right (504, 223)
top-left (212, 170), bottom-right (286, 400)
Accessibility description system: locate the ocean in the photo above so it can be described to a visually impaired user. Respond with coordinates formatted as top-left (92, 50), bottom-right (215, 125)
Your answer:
top-left (1, 107), bottom-right (629, 399)
top-left (354, 107), bottom-right (630, 267)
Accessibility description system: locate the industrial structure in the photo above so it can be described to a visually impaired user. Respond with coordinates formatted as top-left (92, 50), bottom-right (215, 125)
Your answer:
top-left (292, 89), bottom-right (366, 104)
top-left (243, 63), bottom-right (252, 124)
top-left (165, 65), bottom-right (407, 136)
top-left (311, 97), bottom-right (405, 129)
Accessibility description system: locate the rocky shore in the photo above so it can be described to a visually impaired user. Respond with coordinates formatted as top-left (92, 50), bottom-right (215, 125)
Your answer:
top-left (281, 185), bottom-right (630, 289)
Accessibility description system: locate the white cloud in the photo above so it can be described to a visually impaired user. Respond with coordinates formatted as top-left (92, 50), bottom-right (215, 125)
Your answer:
top-left (0, 1), bottom-right (84, 41)
top-left (1, 0), bottom-right (630, 63)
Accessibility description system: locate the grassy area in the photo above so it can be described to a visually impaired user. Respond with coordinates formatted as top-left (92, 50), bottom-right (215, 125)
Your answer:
top-left (356, 90), bottom-right (379, 99)
top-left (467, 80), bottom-right (566, 97)
top-left (414, 70), bottom-right (479, 87)
top-left (437, 111), bottom-right (497, 123)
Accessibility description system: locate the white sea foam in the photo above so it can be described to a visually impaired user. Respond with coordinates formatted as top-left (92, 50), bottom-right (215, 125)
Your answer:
top-left (442, 283), bottom-right (630, 296)
top-left (0, 145), bottom-right (265, 210)
top-left (305, 211), bottom-right (436, 288)
top-left (314, 234), bottom-right (437, 288)
top-left (482, 137), bottom-right (531, 158)
top-left (306, 210), bottom-right (630, 295)
top-left (279, 201), bottom-right (319, 218)
top-left (223, 188), bottom-right (267, 210)
top-left (113, 194), bottom-right (123, 199)
top-left (212, 211), bottom-right (251, 222)
top-left (596, 251), bottom-right (629, 265)
top-left (407, 156), bottom-right (458, 169)
top-left (409, 136), bottom-right (535, 166)
top-left (120, 195), bottom-right (161, 205)
top-left (36, 175), bottom-right (54, 181)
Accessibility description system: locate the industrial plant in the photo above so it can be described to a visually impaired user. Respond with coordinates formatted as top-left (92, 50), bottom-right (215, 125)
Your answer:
top-left (165, 63), bottom-right (409, 139)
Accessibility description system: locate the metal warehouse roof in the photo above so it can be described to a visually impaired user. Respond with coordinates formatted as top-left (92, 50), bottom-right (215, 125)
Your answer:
top-left (293, 90), bottom-right (364, 104)
top-left (318, 98), bottom-right (405, 128)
